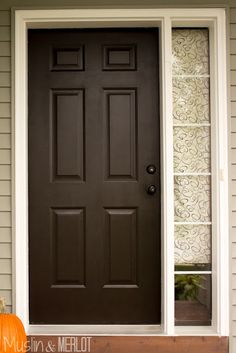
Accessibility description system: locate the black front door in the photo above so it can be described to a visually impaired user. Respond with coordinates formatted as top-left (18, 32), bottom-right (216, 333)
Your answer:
top-left (28, 29), bottom-right (161, 324)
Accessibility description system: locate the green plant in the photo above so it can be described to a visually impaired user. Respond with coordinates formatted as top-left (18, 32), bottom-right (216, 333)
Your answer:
top-left (175, 275), bottom-right (206, 301)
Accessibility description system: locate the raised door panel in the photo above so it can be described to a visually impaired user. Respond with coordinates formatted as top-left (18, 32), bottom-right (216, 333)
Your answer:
top-left (103, 45), bottom-right (136, 70)
top-left (51, 89), bottom-right (85, 181)
top-left (51, 208), bottom-right (85, 287)
top-left (104, 89), bottom-right (137, 180)
top-left (103, 208), bottom-right (137, 287)
top-left (51, 46), bottom-right (84, 71)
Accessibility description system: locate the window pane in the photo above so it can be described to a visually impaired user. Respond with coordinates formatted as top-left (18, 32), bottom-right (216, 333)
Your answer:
top-left (174, 176), bottom-right (211, 222)
top-left (175, 274), bottom-right (211, 326)
top-left (174, 126), bottom-right (211, 173)
top-left (174, 224), bottom-right (211, 268)
top-left (173, 78), bottom-right (210, 124)
top-left (172, 29), bottom-right (209, 75)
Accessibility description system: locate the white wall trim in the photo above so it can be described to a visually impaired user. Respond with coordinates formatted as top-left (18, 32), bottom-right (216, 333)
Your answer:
top-left (160, 15), bottom-right (175, 336)
top-left (13, 8), bottom-right (229, 336)
top-left (213, 10), bottom-right (229, 336)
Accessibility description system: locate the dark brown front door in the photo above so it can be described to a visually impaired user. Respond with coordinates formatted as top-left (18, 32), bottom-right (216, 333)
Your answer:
top-left (28, 29), bottom-right (161, 324)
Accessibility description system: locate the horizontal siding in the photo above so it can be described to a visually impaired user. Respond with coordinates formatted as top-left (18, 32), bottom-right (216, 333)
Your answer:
top-left (232, 336), bottom-right (236, 352)
top-left (231, 133), bottom-right (236, 148)
top-left (0, 42), bottom-right (10, 56)
top-left (0, 57), bottom-right (10, 72)
top-left (231, 55), bottom-right (236, 70)
top-left (231, 40), bottom-right (236, 55)
top-left (0, 12), bottom-right (10, 26)
top-left (232, 306), bottom-right (236, 321)
top-left (231, 71), bottom-right (236, 85)
top-left (0, 134), bottom-right (11, 148)
top-left (231, 164), bottom-right (236, 178)
top-left (0, 197), bottom-right (11, 211)
top-left (0, 150), bottom-right (11, 164)
top-left (232, 196), bottom-right (236, 210)
top-left (231, 149), bottom-right (236, 164)
top-left (0, 11), bottom-right (12, 306)
top-left (232, 289), bottom-right (236, 305)
top-left (0, 258), bottom-right (11, 273)
top-left (0, 243), bottom-right (11, 257)
top-left (0, 165), bottom-right (11, 179)
top-left (232, 212), bottom-right (236, 227)
top-left (231, 242), bottom-right (236, 258)
top-left (232, 260), bottom-right (236, 277)
top-left (0, 26), bottom-right (10, 41)
top-left (231, 24), bottom-right (236, 38)
top-left (0, 118), bottom-right (11, 132)
top-left (0, 290), bottom-right (11, 305)
top-left (0, 73), bottom-right (10, 87)
top-left (5, 306), bottom-right (12, 313)
top-left (0, 88), bottom-right (10, 102)
top-left (0, 181), bottom-right (10, 195)
top-left (232, 321), bottom-right (236, 333)
top-left (231, 85), bottom-right (236, 99)
top-left (231, 227), bottom-right (236, 241)
top-left (0, 212), bottom-right (11, 226)
top-left (0, 274), bottom-right (11, 289)
top-left (231, 9), bottom-right (236, 23)
top-left (232, 274), bottom-right (236, 288)
top-left (231, 8), bottom-right (236, 351)
top-left (0, 104), bottom-right (10, 117)
top-left (231, 117), bottom-right (236, 131)
top-left (0, 226), bottom-right (11, 308)
top-left (231, 102), bottom-right (236, 116)
top-left (0, 227), bottom-right (11, 241)
top-left (0, 11), bottom-right (11, 308)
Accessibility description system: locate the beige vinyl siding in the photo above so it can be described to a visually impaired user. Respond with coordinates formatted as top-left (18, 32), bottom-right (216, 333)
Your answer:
top-left (0, 104), bottom-right (11, 117)
top-left (0, 10), bottom-right (11, 313)
top-left (0, 196), bottom-right (11, 211)
top-left (0, 227), bottom-right (11, 241)
top-left (231, 7), bottom-right (236, 353)
top-left (0, 11), bottom-right (10, 25)
top-left (0, 166), bottom-right (11, 180)
top-left (0, 72), bottom-right (10, 86)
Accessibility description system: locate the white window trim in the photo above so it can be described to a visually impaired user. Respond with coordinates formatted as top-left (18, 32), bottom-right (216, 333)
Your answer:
top-left (13, 8), bottom-right (229, 336)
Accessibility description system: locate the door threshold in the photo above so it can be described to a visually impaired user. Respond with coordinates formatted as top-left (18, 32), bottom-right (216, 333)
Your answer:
top-left (28, 325), bottom-right (162, 336)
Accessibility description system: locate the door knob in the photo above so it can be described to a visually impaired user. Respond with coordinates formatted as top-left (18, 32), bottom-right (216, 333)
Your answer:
top-left (147, 184), bottom-right (157, 195)
top-left (146, 164), bottom-right (156, 174)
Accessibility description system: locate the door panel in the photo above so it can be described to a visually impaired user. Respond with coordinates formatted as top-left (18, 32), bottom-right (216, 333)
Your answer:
top-left (28, 29), bottom-right (161, 324)
top-left (51, 208), bottom-right (85, 286)
top-left (103, 208), bottom-right (137, 287)
top-left (52, 89), bottom-right (85, 180)
top-left (104, 89), bottom-right (137, 179)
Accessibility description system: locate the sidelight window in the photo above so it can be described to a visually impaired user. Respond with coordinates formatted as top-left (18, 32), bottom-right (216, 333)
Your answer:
top-left (172, 29), bottom-right (212, 326)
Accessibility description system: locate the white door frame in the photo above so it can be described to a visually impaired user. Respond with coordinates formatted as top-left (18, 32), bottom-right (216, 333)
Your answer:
top-left (13, 8), bottom-right (229, 336)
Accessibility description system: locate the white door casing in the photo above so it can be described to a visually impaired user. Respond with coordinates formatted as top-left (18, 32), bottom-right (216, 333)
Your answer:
top-left (13, 8), bottom-right (228, 335)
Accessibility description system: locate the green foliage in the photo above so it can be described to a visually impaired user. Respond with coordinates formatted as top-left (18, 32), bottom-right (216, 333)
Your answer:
top-left (175, 275), bottom-right (206, 301)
